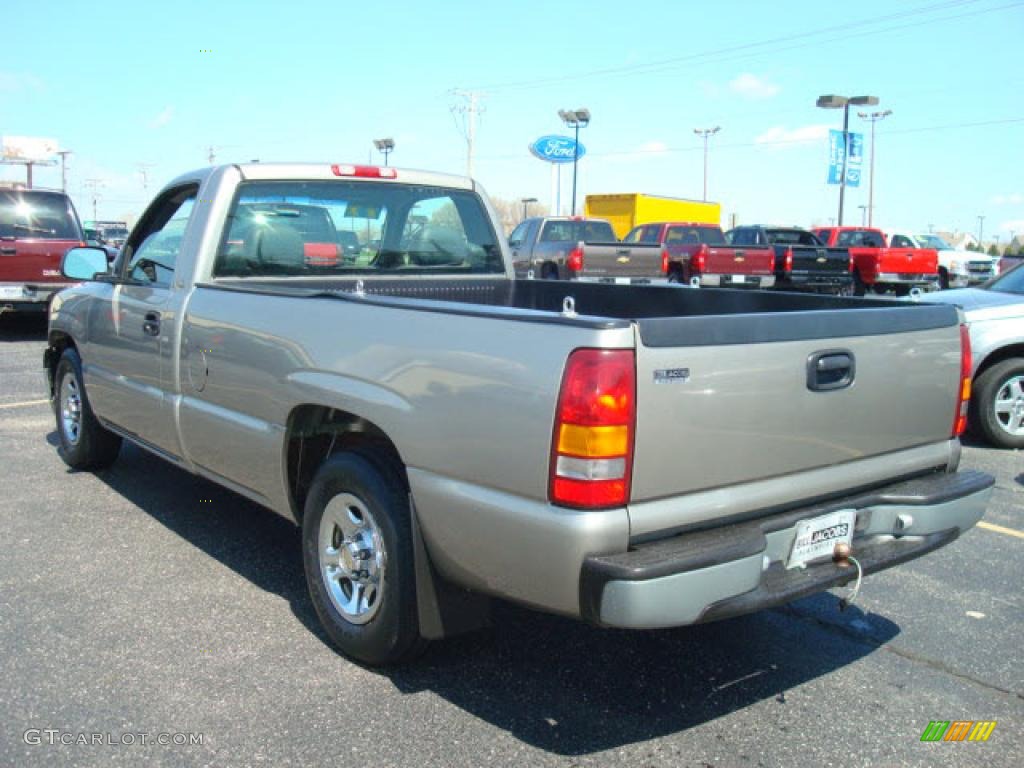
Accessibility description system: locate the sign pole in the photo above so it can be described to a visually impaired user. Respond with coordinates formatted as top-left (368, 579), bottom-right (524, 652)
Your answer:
top-left (838, 103), bottom-right (849, 226)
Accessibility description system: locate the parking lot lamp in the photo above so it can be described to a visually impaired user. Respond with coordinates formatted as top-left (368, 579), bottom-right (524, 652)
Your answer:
top-left (858, 109), bottom-right (892, 227)
top-left (693, 126), bottom-right (720, 202)
top-left (558, 108), bottom-right (590, 216)
top-left (817, 94), bottom-right (879, 225)
top-left (520, 197), bottom-right (538, 221)
top-left (373, 138), bottom-right (395, 166)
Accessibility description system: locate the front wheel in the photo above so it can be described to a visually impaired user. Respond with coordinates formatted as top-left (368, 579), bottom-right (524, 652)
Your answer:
top-left (971, 359), bottom-right (1024, 449)
top-left (302, 452), bottom-right (425, 665)
top-left (54, 348), bottom-right (122, 470)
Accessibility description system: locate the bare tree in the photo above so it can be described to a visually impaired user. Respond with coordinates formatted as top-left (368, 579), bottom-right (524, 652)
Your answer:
top-left (489, 196), bottom-right (545, 235)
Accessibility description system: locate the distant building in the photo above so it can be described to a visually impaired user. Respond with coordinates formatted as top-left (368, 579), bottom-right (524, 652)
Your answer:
top-left (936, 231), bottom-right (979, 250)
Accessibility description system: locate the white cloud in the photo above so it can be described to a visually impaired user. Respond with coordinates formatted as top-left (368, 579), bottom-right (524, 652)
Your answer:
top-left (729, 73), bottom-right (780, 100)
top-left (0, 71), bottom-right (44, 93)
top-left (148, 106), bottom-right (174, 129)
top-left (991, 193), bottom-right (1023, 205)
top-left (755, 124), bottom-right (831, 146)
top-left (636, 140), bottom-right (669, 155)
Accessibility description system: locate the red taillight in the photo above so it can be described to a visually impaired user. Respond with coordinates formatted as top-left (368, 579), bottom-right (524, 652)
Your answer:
top-left (692, 243), bottom-right (708, 273)
top-left (849, 253), bottom-right (855, 272)
top-left (567, 241), bottom-right (584, 273)
top-left (660, 246), bottom-right (670, 275)
top-left (784, 247), bottom-right (794, 272)
top-left (550, 349), bottom-right (636, 509)
top-left (953, 324), bottom-right (972, 437)
top-left (768, 251), bottom-right (776, 273)
top-left (330, 164), bottom-right (398, 179)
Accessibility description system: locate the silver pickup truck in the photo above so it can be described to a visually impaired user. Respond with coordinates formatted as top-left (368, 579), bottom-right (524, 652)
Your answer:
top-left (46, 163), bottom-right (993, 665)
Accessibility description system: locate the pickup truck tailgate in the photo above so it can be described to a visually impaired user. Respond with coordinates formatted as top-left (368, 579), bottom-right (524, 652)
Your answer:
top-left (630, 306), bottom-right (961, 507)
top-left (876, 246), bottom-right (937, 275)
top-left (583, 244), bottom-right (662, 280)
top-left (705, 246), bottom-right (774, 276)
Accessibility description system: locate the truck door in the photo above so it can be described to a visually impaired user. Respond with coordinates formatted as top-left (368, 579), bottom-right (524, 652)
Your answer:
top-left (84, 185), bottom-right (198, 458)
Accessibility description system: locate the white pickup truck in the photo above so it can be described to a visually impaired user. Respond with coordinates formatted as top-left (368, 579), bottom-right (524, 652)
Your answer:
top-left (887, 230), bottom-right (998, 289)
top-left (45, 163), bottom-right (993, 664)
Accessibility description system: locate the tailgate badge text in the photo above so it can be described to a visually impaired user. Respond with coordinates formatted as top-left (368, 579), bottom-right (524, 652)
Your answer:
top-left (654, 368), bottom-right (690, 384)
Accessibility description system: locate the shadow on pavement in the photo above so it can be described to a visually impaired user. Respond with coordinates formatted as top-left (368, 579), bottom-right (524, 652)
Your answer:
top-left (0, 312), bottom-right (48, 341)
top-left (87, 440), bottom-right (900, 756)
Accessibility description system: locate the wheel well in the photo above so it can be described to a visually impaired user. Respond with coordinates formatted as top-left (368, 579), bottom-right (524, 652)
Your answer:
top-left (285, 405), bottom-right (407, 522)
top-left (975, 344), bottom-right (1024, 379)
top-left (45, 332), bottom-right (76, 397)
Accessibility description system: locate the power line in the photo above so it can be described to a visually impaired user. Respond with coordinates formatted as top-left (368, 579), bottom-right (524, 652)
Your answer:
top-left (464, 0), bottom-right (1016, 92)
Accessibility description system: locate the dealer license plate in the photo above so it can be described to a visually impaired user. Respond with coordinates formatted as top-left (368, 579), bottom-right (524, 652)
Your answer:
top-left (730, 275), bottom-right (746, 283)
top-left (786, 509), bottom-right (857, 569)
top-left (0, 286), bottom-right (25, 300)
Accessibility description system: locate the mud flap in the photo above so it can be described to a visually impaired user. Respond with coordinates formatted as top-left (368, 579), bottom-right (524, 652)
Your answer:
top-left (410, 496), bottom-right (490, 640)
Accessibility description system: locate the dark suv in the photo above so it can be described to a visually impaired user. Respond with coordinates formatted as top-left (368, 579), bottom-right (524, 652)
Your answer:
top-left (0, 185), bottom-right (84, 313)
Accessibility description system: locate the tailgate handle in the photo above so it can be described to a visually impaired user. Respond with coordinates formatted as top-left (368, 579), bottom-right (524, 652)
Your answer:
top-left (0, 246), bottom-right (15, 254)
top-left (807, 350), bottom-right (855, 391)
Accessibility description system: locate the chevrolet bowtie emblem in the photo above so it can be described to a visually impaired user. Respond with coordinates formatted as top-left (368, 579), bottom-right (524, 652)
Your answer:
top-left (734, 256), bottom-right (745, 262)
top-left (617, 256), bottom-right (631, 264)
top-left (816, 256), bottom-right (827, 263)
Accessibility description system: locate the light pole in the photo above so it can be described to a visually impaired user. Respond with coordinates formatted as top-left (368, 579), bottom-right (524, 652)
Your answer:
top-left (520, 197), bottom-right (538, 221)
top-left (977, 215), bottom-right (986, 247)
top-left (857, 109), bottom-right (891, 227)
top-left (558, 108), bottom-right (590, 216)
top-left (373, 138), bottom-right (395, 166)
top-left (817, 94), bottom-right (879, 226)
top-left (56, 150), bottom-right (72, 193)
top-left (693, 126), bottom-right (720, 202)
top-left (858, 205), bottom-right (868, 226)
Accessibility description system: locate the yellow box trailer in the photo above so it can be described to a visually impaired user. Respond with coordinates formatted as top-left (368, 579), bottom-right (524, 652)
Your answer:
top-left (584, 193), bottom-right (721, 239)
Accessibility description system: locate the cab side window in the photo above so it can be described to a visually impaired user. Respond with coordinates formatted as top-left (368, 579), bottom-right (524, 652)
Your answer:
top-left (123, 186), bottom-right (199, 288)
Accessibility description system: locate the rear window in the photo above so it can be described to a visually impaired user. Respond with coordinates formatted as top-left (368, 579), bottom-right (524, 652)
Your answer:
top-left (836, 229), bottom-right (885, 247)
top-left (765, 229), bottom-right (822, 246)
top-left (665, 226), bottom-right (726, 246)
top-left (539, 220), bottom-right (616, 243)
top-left (214, 181), bottom-right (504, 277)
top-left (0, 190), bottom-right (80, 240)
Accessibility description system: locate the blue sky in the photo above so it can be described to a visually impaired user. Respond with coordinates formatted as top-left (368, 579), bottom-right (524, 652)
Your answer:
top-left (3, 0), bottom-right (1022, 240)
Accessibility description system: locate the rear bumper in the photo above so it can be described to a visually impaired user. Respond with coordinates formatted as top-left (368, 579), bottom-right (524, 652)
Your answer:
top-left (0, 283), bottom-right (69, 311)
top-left (699, 274), bottom-right (775, 289)
top-left (774, 274), bottom-right (852, 292)
top-left (872, 273), bottom-right (938, 285)
top-left (579, 469), bottom-right (993, 628)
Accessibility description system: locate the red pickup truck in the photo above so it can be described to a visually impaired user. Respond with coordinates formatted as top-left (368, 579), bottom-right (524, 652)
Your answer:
top-left (813, 226), bottom-right (937, 296)
top-left (623, 222), bottom-right (775, 288)
top-left (1, 185), bottom-right (85, 313)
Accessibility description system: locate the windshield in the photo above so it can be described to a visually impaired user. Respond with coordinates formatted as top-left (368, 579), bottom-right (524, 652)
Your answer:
top-left (665, 226), bottom-right (726, 246)
top-left (0, 191), bottom-right (81, 240)
top-left (988, 262), bottom-right (1024, 294)
top-left (214, 180), bottom-right (504, 277)
top-left (917, 234), bottom-right (953, 250)
top-left (540, 219), bottom-right (616, 243)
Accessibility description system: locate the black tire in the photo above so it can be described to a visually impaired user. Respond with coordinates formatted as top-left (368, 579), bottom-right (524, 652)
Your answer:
top-left (540, 263), bottom-right (559, 280)
top-left (893, 285), bottom-right (912, 297)
top-left (667, 266), bottom-right (685, 284)
top-left (938, 268), bottom-right (950, 290)
top-left (54, 348), bottom-right (122, 470)
top-left (302, 452), bottom-right (425, 665)
top-left (851, 270), bottom-right (867, 297)
top-left (970, 358), bottom-right (1024, 449)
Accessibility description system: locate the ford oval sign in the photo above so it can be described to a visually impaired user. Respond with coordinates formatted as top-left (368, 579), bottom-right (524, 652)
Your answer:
top-left (529, 135), bottom-right (586, 164)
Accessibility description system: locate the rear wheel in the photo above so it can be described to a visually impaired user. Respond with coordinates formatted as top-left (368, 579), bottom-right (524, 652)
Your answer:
top-left (540, 263), bottom-right (559, 280)
top-left (971, 359), bottom-right (1024, 449)
top-left (302, 452), bottom-right (425, 665)
top-left (54, 348), bottom-right (122, 470)
top-left (938, 268), bottom-right (950, 290)
top-left (851, 270), bottom-right (867, 297)
top-left (893, 285), bottom-right (912, 297)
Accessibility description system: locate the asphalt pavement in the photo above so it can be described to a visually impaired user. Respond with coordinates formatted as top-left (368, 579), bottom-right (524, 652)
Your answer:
top-left (1, 311), bottom-right (1021, 768)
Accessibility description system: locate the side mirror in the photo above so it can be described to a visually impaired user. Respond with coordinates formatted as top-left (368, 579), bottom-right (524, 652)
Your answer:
top-left (62, 246), bottom-right (110, 281)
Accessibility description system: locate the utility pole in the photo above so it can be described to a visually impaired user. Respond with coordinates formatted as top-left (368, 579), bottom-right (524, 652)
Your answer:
top-left (208, 146), bottom-right (216, 164)
top-left (858, 109), bottom-right (891, 227)
top-left (693, 126), bottom-right (721, 202)
top-left (83, 179), bottom-right (104, 222)
top-left (451, 90), bottom-right (485, 178)
top-left (56, 150), bottom-right (72, 193)
top-left (977, 215), bottom-right (986, 247)
top-left (137, 163), bottom-right (155, 191)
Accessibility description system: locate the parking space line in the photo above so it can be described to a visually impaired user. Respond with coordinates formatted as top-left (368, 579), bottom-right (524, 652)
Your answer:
top-left (0, 399), bottom-right (49, 410)
top-left (977, 521), bottom-right (1024, 540)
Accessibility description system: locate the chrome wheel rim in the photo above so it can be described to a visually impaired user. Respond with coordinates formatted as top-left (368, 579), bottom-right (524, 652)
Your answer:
top-left (318, 493), bottom-right (385, 624)
top-left (993, 374), bottom-right (1024, 437)
top-left (60, 370), bottom-right (83, 446)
